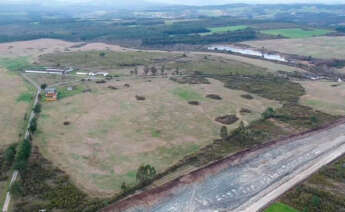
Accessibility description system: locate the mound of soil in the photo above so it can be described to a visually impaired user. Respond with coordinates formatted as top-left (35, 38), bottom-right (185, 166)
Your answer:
top-left (82, 89), bottom-right (92, 93)
top-left (215, 115), bottom-right (239, 125)
top-left (188, 101), bottom-right (200, 105)
top-left (241, 94), bottom-right (254, 100)
top-left (240, 108), bottom-right (252, 114)
top-left (206, 94), bottom-right (222, 100)
top-left (108, 86), bottom-right (118, 90)
top-left (136, 95), bottom-right (146, 101)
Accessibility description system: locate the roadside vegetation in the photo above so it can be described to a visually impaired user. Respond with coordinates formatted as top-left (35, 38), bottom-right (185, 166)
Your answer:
top-left (275, 154), bottom-right (345, 212)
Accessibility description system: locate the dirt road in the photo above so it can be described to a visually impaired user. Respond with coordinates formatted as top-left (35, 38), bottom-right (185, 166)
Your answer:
top-left (101, 119), bottom-right (345, 212)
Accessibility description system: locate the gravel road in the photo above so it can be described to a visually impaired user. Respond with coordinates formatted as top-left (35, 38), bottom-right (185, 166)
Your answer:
top-left (106, 121), bottom-right (345, 212)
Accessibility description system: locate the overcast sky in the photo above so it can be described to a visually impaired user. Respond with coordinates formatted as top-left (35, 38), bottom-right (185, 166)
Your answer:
top-left (3, 0), bottom-right (344, 5)
top-left (149, 0), bottom-right (344, 5)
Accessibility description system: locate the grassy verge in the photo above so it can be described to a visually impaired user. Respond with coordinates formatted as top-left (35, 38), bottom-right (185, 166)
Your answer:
top-left (265, 202), bottom-right (299, 212)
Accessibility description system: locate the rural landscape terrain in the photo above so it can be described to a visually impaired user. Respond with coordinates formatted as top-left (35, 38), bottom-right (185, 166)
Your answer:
top-left (0, 1), bottom-right (344, 212)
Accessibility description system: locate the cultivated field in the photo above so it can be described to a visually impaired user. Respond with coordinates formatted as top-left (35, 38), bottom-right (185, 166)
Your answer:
top-left (261, 28), bottom-right (332, 38)
top-left (243, 36), bottom-right (345, 59)
top-left (299, 81), bottom-right (345, 116)
top-left (35, 77), bottom-right (279, 196)
top-left (0, 68), bottom-right (34, 150)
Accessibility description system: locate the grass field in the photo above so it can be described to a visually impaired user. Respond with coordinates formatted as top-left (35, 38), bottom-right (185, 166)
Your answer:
top-left (299, 81), bottom-right (345, 116)
top-left (243, 36), bottom-right (345, 59)
top-left (261, 28), bottom-right (332, 38)
top-left (35, 77), bottom-right (279, 196)
top-left (0, 68), bottom-right (34, 150)
top-left (200, 25), bottom-right (248, 36)
top-left (265, 203), bottom-right (299, 212)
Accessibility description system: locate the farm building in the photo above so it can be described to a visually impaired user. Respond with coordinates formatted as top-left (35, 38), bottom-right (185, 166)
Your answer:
top-left (45, 88), bottom-right (58, 101)
top-left (25, 67), bottom-right (73, 75)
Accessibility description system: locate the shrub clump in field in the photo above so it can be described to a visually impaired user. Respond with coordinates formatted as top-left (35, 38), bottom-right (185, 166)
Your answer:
top-left (108, 86), bottom-right (118, 90)
top-left (241, 94), bottom-right (254, 100)
top-left (124, 84), bottom-right (130, 88)
top-left (215, 115), bottom-right (239, 125)
top-left (188, 101), bottom-right (200, 105)
top-left (170, 76), bottom-right (210, 84)
top-left (206, 94), bottom-right (222, 100)
top-left (240, 108), bottom-right (252, 114)
top-left (95, 80), bottom-right (106, 84)
top-left (63, 121), bottom-right (70, 126)
top-left (135, 95), bottom-right (146, 101)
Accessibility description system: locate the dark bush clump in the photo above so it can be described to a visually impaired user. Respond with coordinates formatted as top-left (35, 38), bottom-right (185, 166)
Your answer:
top-left (188, 101), bottom-right (200, 105)
top-left (215, 115), bottom-right (239, 125)
top-left (206, 94), bottom-right (222, 100)
top-left (241, 94), bottom-right (254, 100)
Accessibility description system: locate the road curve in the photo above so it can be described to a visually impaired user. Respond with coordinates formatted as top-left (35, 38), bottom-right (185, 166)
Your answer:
top-left (101, 119), bottom-right (345, 212)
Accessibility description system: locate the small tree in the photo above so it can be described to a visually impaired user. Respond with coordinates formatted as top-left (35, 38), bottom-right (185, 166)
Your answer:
top-left (151, 66), bottom-right (157, 76)
top-left (175, 66), bottom-right (180, 75)
top-left (143, 66), bottom-right (149, 75)
top-left (4, 144), bottom-right (16, 166)
top-left (136, 164), bottom-right (156, 184)
top-left (134, 67), bottom-right (138, 75)
top-left (33, 103), bottom-right (41, 114)
top-left (10, 182), bottom-right (23, 198)
top-left (160, 65), bottom-right (165, 75)
top-left (121, 182), bottom-right (129, 192)
top-left (262, 107), bottom-right (276, 119)
top-left (220, 126), bottom-right (228, 140)
top-left (29, 117), bottom-right (38, 133)
top-left (99, 52), bottom-right (106, 57)
top-left (40, 84), bottom-right (47, 90)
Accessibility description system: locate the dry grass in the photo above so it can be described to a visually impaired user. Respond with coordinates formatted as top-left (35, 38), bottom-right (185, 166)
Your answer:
top-left (0, 69), bottom-right (34, 150)
top-left (35, 78), bottom-right (279, 196)
top-left (243, 36), bottom-right (345, 59)
top-left (299, 80), bottom-right (345, 116)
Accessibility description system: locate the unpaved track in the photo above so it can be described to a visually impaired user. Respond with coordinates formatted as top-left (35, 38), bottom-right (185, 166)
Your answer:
top-left (101, 119), bottom-right (345, 212)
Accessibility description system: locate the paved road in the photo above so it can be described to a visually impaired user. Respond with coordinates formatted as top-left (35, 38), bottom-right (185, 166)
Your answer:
top-left (2, 74), bottom-right (40, 212)
top-left (119, 122), bottom-right (345, 212)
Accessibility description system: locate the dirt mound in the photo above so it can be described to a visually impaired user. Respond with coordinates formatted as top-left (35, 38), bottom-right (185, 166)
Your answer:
top-left (206, 94), bottom-right (222, 100)
top-left (215, 115), bottom-right (239, 125)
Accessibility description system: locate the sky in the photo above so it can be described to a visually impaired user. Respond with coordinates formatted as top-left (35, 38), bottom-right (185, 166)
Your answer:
top-left (2, 0), bottom-right (343, 4)
top-left (149, 0), bottom-right (343, 5)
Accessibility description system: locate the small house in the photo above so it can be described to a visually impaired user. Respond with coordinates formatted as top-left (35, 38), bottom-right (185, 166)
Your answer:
top-left (45, 88), bottom-right (57, 101)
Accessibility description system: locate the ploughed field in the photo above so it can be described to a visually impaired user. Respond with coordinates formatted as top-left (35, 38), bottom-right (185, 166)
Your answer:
top-left (36, 77), bottom-right (279, 196)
